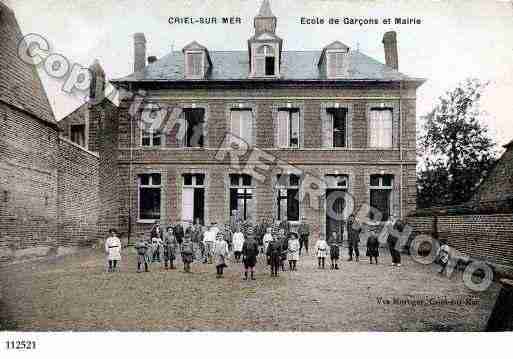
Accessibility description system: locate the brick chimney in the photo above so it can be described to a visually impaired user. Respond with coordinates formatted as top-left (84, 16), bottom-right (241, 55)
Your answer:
top-left (89, 59), bottom-right (105, 104)
top-left (382, 31), bottom-right (398, 70)
top-left (133, 33), bottom-right (146, 72)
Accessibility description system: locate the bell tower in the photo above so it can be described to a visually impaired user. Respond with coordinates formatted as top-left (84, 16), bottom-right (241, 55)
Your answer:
top-left (254, 0), bottom-right (277, 35)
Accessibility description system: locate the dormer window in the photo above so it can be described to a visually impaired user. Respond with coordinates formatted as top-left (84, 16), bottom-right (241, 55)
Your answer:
top-left (182, 41), bottom-right (212, 80)
top-left (318, 41), bottom-right (350, 79)
top-left (256, 45), bottom-right (276, 76)
top-left (327, 51), bottom-right (345, 78)
top-left (186, 52), bottom-right (203, 78)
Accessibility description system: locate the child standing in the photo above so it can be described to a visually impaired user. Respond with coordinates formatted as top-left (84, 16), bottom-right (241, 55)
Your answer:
top-left (135, 237), bottom-right (149, 272)
top-left (366, 230), bottom-right (380, 264)
top-left (315, 236), bottom-right (328, 269)
top-left (328, 231), bottom-right (340, 270)
top-left (105, 229), bottom-right (121, 272)
top-left (181, 229), bottom-right (194, 273)
top-left (242, 228), bottom-right (259, 280)
top-left (287, 233), bottom-right (300, 271)
top-left (163, 226), bottom-right (177, 270)
top-left (213, 231), bottom-right (229, 278)
top-left (232, 227), bottom-right (245, 263)
top-left (266, 236), bottom-right (282, 277)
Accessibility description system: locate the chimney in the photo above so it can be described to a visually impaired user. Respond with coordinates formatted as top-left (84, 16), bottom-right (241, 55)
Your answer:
top-left (147, 56), bottom-right (157, 64)
top-left (89, 59), bottom-right (105, 104)
top-left (133, 33), bottom-right (146, 72)
top-left (382, 31), bottom-right (398, 70)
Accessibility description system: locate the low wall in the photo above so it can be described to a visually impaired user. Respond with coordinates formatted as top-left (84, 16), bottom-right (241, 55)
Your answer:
top-left (407, 213), bottom-right (513, 269)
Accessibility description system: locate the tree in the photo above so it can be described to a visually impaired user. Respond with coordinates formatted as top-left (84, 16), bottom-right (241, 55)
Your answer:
top-left (418, 79), bottom-right (497, 207)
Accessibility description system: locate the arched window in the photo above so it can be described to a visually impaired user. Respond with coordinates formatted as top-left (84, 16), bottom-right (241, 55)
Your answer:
top-left (256, 45), bottom-right (276, 76)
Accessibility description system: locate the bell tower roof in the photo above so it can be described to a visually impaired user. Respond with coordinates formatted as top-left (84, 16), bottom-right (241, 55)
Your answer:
top-left (254, 0), bottom-right (277, 35)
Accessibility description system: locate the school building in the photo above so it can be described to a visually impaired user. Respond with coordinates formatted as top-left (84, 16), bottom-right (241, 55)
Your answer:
top-left (61, 0), bottom-right (425, 242)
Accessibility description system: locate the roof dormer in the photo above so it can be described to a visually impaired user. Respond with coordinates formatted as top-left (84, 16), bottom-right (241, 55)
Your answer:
top-left (182, 41), bottom-right (212, 79)
top-left (318, 41), bottom-right (351, 79)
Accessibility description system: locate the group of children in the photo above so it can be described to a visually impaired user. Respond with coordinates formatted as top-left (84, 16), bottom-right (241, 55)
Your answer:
top-left (105, 216), bottom-right (449, 277)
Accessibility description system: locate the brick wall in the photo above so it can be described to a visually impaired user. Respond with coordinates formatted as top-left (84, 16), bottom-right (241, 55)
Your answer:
top-left (57, 137), bottom-right (100, 247)
top-left (407, 214), bottom-right (513, 269)
top-left (0, 102), bottom-right (101, 264)
top-left (0, 102), bottom-right (59, 263)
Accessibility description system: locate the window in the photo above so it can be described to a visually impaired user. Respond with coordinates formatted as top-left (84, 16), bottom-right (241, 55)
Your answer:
top-left (181, 108), bottom-right (205, 148)
top-left (139, 174), bottom-right (161, 220)
top-left (186, 52), bottom-right (203, 78)
top-left (70, 124), bottom-right (85, 147)
top-left (327, 52), bottom-right (345, 78)
top-left (230, 109), bottom-right (253, 145)
top-left (230, 174), bottom-right (255, 221)
top-left (326, 108), bottom-right (347, 147)
top-left (369, 174), bottom-right (394, 221)
top-left (256, 45), bottom-right (276, 76)
top-left (278, 108), bottom-right (300, 148)
top-left (369, 108), bottom-right (393, 148)
top-left (276, 174), bottom-right (300, 221)
top-left (182, 174), bottom-right (205, 226)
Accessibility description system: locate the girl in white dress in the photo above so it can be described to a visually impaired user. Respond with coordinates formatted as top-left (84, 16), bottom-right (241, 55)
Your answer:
top-left (105, 229), bottom-right (122, 272)
top-left (315, 237), bottom-right (328, 269)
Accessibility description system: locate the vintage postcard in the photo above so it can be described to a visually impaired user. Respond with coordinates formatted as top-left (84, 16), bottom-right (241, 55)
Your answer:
top-left (0, 0), bottom-right (512, 355)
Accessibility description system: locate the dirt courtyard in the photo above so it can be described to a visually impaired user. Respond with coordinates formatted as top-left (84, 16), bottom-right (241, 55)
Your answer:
top-left (0, 247), bottom-right (500, 331)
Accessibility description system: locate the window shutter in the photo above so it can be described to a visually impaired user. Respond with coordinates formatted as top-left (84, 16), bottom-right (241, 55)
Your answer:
top-left (278, 111), bottom-right (289, 148)
top-left (186, 53), bottom-right (193, 77)
top-left (241, 110), bottom-right (253, 146)
top-left (255, 56), bottom-right (265, 76)
top-left (335, 52), bottom-right (344, 76)
top-left (182, 187), bottom-right (194, 224)
top-left (382, 110), bottom-right (393, 148)
top-left (324, 111), bottom-right (334, 148)
top-left (327, 53), bottom-right (336, 78)
top-left (230, 110), bottom-right (241, 138)
top-left (369, 110), bottom-right (379, 147)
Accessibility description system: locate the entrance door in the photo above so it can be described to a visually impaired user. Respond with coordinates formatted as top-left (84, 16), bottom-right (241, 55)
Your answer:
top-left (326, 188), bottom-right (346, 240)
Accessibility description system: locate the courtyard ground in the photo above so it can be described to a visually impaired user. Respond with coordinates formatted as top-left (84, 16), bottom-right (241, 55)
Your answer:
top-left (0, 247), bottom-right (500, 331)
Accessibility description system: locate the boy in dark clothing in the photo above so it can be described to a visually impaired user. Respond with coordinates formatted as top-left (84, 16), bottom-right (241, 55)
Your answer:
top-left (366, 230), bottom-right (380, 264)
top-left (266, 238), bottom-right (282, 277)
top-left (242, 230), bottom-right (259, 280)
top-left (135, 238), bottom-right (150, 272)
top-left (297, 222), bottom-right (310, 255)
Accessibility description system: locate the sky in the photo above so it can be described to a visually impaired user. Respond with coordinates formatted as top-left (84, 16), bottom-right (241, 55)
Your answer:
top-left (9, 0), bottom-right (513, 148)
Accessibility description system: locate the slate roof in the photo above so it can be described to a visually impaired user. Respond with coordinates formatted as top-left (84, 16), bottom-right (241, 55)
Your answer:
top-left (0, 2), bottom-right (56, 125)
top-left (112, 50), bottom-right (422, 84)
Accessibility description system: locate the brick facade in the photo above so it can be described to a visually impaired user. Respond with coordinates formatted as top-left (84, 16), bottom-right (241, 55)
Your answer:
top-left (407, 214), bottom-right (513, 269)
top-left (104, 83), bottom-right (418, 242)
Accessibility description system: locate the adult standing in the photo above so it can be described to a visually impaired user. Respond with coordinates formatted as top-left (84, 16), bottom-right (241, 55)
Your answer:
top-left (347, 214), bottom-right (361, 262)
top-left (287, 232), bottom-right (300, 271)
top-left (387, 216), bottom-right (403, 267)
top-left (174, 222), bottom-right (184, 246)
top-left (297, 221), bottom-right (310, 256)
top-left (203, 225), bottom-right (215, 264)
top-left (191, 218), bottom-right (204, 260)
top-left (163, 226), bottom-right (177, 270)
top-left (213, 231), bottom-right (229, 278)
top-left (262, 227), bottom-right (273, 255)
top-left (242, 227), bottom-right (259, 280)
top-left (105, 229), bottom-right (122, 272)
